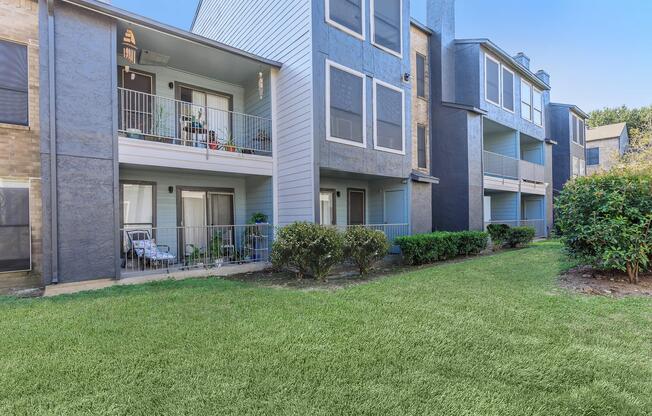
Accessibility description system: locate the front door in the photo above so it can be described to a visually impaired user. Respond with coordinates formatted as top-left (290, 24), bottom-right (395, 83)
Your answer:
top-left (347, 189), bottom-right (365, 225)
top-left (384, 189), bottom-right (406, 224)
top-left (119, 68), bottom-right (154, 136)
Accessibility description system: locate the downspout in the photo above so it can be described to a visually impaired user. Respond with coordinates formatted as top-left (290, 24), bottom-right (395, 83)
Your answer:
top-left (47, 0), bottom-right (59, 283)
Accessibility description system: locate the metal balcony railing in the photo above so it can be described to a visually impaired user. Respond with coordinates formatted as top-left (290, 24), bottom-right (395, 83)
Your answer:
top-left (118, 88), bottom-right (272, 155)
top-left (483, 151), bottom-right (545, 184)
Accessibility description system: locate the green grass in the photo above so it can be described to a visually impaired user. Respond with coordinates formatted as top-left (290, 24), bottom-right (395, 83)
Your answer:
top-left (0, 241), bottom-right (650, 415)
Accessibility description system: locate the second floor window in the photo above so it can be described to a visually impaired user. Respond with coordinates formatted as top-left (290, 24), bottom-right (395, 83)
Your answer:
top-left (326, 61), bottom-right (366, 147)
top-left (0, 40), bottom-right (28, 126)
top-left (416, 53), bottom-right (426, 98)
top-left (501, 67), bottom-right (514, 112)
top-left (570, 114), bottom-right (584, 145)
top-left (373, 79), bottom-right (404, 154)
top-left (372, 0), bottom-right (402, 56)
top-left (417, 124), bottom-right (427, 168)
top-left (326, 0), bottom-right (364, 39)
top-left (587, 147), bottom-right (600, 165)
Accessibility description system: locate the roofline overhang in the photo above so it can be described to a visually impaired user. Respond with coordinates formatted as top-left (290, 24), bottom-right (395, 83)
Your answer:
top-left (59, 0), bottom-right (283, 69)
top-left (410, 18), bottom-right (433, 35)
top-left (550, 102), bottom-right (590, 119)
top-left (456, 38), bottom-right (550, 90)
top-left (442, 101), bottom-right (488, 115)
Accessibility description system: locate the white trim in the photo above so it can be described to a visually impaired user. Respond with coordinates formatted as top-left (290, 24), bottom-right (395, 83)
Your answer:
top-left (372, 78), bottom-right (405, 155)
top-left (500, 65), bottom-right (515, 113)
top-left (270, 68), bottom-right (279, 226)
top-left (520, 79), bottom-right (532, 122)
top-left (325, 59), bottom-right (367, 149)
top-left (484, 53), bottom-right (501, 107)
top-left (324, 0), bottom-right (365, 41)
top-left (370, 0), bottom-right (403, 59)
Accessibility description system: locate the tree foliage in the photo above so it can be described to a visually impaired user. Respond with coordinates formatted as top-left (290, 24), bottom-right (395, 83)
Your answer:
top-left (588, 104), bottom-right (652, 137)
top-left (555, 172), bottom-right (652, 283)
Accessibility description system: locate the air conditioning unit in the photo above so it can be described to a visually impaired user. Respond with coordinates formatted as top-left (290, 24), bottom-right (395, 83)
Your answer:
top-left (139, 49), bottom-right (170, 66)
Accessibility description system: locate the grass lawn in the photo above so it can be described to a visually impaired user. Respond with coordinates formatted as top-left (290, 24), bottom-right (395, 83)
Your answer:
top-left (0, 241), bottom-right (650, 415)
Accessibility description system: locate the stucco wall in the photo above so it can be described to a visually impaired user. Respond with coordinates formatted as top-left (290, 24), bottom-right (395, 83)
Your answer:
top-left (0, 0), bottom-right (42, 292)
top-left (586, 137), bottom-right (620, 174)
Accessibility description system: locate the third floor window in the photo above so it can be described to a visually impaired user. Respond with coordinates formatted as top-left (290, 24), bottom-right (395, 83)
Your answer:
top-left (326, 0), bottom-right (364, 39)
top-left (372, 0), bottom-right (402, 57)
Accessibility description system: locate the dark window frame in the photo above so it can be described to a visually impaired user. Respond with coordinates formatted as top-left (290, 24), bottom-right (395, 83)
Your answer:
top-left (417, 124), bottom-right (427, 169)
top-left (416, 53), bottom-right (426, 99)
top-left (0, 183), bottom-right (31, 273)
top-left (0, 39), bottom-right (29, 126)
top-left (586, 147), bottom-right (600, 165)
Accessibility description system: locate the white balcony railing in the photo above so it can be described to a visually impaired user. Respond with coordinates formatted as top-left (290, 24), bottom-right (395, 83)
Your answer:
top-left (483, 151), bottom-right (545, 183)
top-left (484, 219), bottom-right (546, 238)
top-left (120, 224), bottom-right (271, 276)
top-left (118, 88), bottom-right (272, 155)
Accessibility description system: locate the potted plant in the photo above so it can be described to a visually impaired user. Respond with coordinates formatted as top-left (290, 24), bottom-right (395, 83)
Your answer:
top-left (224, 136), bottom-right (236, 152)
top-left (209, 231), bottom-right (224, 264)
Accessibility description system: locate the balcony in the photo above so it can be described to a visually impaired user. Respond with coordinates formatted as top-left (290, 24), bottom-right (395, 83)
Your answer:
top-left (118, 88), bottom-right (272, 155)
top-left (483, 151), bottom-right (545, 185)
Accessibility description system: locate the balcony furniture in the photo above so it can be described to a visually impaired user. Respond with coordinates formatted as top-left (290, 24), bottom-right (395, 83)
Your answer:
top-left (125, 229), bottom-right (174, 270)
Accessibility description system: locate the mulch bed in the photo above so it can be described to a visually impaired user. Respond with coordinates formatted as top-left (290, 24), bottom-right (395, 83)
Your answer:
top-left (558, 265), bottom-right (652, 298)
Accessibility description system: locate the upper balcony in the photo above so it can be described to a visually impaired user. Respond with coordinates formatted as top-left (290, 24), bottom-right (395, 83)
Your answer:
top-left (114, 18), bottom-right (278, 176)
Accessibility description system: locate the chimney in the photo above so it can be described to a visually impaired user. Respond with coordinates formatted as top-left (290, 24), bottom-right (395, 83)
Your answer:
top-left (535, 70), bottom-right (550, 86)
top-left (427, 0), bottom-right (456, 102)
top-left (513, 52), bottom-right (530, 69)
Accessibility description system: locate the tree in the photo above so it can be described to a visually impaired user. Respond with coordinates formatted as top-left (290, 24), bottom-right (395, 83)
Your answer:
top-left (588, 105), bottom-right (652, 136)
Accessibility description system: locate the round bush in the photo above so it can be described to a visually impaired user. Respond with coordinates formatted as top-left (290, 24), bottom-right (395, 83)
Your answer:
top-left (343, 226), bottom-right (389, 276)
top-left (555, 172), bottom-right (652, 283)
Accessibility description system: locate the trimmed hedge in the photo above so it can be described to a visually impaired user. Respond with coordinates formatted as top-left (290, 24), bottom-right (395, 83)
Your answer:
top-left (396, 231), bottom-right (488, 265)
top-left (487, 223), bottom-right (510, 246)
top-left (505, 226), bottom-right (536, 248)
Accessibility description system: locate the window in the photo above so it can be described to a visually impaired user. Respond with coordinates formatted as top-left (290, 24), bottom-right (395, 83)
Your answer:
top-left (501, 67), bottom-right (514, 112)
top-left (373, 79), bottom-right (405, 154)
top-left (371, 0), bottom-right (402, 56)
top-left (0, 40), bottom-right (28, 126)
top-left (319, 190), bottom-right (336, 225)
top-left (532, 88), bottom-right (543, 126)
top-left (416, 53), bottom-right (426, 98)
top-left (587, 147), bottom-right (600, 165)
top-left (326, 0), bottom-right (364, 39)
top-left (417, 124), bottom-right (427, 169)
top-left (121, 182), bottom-right (155, 232)
top-left (570, 114), bottom-right (582, 144)
top-left (485, 55), bottom-right (500, 106)
top-left (178, 84), bottom-right (232, 144)
top-left (347, 189), bottom-right (366, 225)
top-left (326, 61), bottom-right (366, 147)
top-left (0, 181), bottom-right (30, 273)
top-left (520, 80), bottom-right (532, 121)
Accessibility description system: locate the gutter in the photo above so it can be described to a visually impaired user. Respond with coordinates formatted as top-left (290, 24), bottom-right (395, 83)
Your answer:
top-left (47, 0), bottom-right (59, 284)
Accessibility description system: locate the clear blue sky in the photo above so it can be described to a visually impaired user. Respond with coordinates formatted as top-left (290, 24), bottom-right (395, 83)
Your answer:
top-left (112, 0), bottom-right (652, 112)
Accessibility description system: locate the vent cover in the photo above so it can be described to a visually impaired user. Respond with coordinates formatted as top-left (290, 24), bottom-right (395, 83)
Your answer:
top-left (139, 49), bottom-right (170, 66)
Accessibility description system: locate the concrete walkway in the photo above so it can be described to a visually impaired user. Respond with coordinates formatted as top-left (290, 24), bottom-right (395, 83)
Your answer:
top-left (44, 262), bottom-right (269, 297)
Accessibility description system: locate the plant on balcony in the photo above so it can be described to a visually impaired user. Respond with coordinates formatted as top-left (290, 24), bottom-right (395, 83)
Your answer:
top-left (343, 226), bottom-right (389, 277)
top-left (224, 135), bottom-right (236, 152)
top-left (555, 171), bottom-right (652, 283)
top-left (248, 212), bottom-right (268, 224)
top-left (209, 231), bottom-right (224, 263)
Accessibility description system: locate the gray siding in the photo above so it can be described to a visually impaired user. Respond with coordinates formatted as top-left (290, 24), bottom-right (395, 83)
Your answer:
top-left (312, 0), bottom-right (412, 179)
top-left (193, 0), bottom-right (315, 225)
top-left (40, 1), bottom-right (119, 283)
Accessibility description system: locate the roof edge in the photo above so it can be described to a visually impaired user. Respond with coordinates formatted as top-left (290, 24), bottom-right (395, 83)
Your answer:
top-left (60, 0), bottom-right (282, 68)
top-left (456, 38), bottom-right (550, 90)
top-left (410, 18), bottom-right (432, 35)
top-left (549, 102), bottom-right (590, 119)
top-left (442, 101), bottom-right (488, 115)
top-left (190, 0), bottom-right (204, 32)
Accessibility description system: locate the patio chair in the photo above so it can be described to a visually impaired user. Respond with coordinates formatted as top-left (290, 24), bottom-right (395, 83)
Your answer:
top-left (125, 229), bottom-right (175, 270)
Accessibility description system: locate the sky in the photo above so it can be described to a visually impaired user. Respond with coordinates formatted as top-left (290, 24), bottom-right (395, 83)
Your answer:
top-left (112, 0), bottom-right (652, 112)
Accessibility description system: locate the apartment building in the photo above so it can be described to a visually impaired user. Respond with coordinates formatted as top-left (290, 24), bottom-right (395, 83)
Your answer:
top-left (0, 0), bottom-right (42, 291)
top-left (427, 1), bottom-right (553, 238)
top-left (37, 0), bottom-right (280, 284)
top-left (193, 0), bottom-right (418, 241)
top-left (586, 122), bottom-right (629, 174)
top-left (549, 103), bottom-right (589, 195)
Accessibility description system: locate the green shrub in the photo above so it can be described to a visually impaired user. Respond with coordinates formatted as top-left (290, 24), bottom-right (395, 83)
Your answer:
top-left (343, 226), bottom-right (390, 276)
top-left (396, 231), bottom-right (488, 265)
top-left (487, 223), bottom-right (510, 247)
top-left (456, 231), bottom-right (489, 255)
top-left (270, 222), bottom-right (343, 280)
top-left (555, 172), bottom-right (652, 283)
top-left (505, 226), bottom-right (536, 248)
